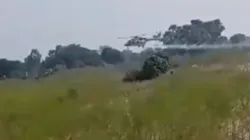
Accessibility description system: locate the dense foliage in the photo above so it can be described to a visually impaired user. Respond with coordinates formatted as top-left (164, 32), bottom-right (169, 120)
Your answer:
top-left (162, 19), bottom-right (226, 45)
top-left (125, 19), bottom-right (250, 47)
top-left (140, 54), bottom-right (170, 78)
top-left (100, 46), bottom-right (124, 64)
top-left (0, 45), bottom-right (213, 80)
top-left (123, 53), bottom-right (170, 82)
top-left (0, 59), bottom-right (24, 78)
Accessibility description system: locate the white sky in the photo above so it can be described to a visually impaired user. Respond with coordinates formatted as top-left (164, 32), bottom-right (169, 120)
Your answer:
top-left (0, 0), bottom-right (249, 60)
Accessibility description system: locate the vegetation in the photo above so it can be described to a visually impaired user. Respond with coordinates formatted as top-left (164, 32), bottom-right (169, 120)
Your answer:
top-left (162, 19), bottom-right (226, 45)
top-left (2, 18), bottom-right (250, 140)
top-left (0, 59), bottom-right (250, 140)
top-left (1, 18), bottom-right (250, 80)
top-left (0, 44), bottom-right (214, 80)
top-left (125, 18), bottom-right (250, 46)
top-left (123, 52), bottom-right (170, 82)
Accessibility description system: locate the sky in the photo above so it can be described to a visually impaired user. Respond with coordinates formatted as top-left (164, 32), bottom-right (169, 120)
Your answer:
top-left (0, 0), bottom-right (249, 60)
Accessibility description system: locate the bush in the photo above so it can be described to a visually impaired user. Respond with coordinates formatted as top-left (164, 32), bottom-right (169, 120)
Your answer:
top-left (67, 88), bottom-right (78, 100)
top-left (123, 53), bottom-right (170, 82)
top-left (141, 54), bottom-right (169, 79)
top-left (122, 70), bottom-right (142, 82)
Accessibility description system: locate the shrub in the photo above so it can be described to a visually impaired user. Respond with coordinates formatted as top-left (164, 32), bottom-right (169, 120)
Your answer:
top-left (140, 54), bottom-right (170, 79)
top-left (67, 88), bottom-right (78, 100)
top-left (123, 53), bottom-right (171, 82)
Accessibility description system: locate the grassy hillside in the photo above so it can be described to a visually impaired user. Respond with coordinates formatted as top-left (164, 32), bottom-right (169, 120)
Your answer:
top-left (0, 62), bottom-right (250, 140)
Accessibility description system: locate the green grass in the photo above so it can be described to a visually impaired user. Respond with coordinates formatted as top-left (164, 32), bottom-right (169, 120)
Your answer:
top-left (0, 65), bottom-right (250, 140)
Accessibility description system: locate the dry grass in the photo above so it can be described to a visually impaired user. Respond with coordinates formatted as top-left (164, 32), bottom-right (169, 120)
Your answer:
top-left (1, 54), bottom-right (250, 139)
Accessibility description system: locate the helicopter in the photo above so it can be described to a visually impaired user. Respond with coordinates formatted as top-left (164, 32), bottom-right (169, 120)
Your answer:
top-left (118, 32), bottom-right (163, 49)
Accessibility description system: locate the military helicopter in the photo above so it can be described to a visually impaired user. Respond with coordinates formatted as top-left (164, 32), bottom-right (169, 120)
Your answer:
top-left (118, 32), bottom-right (163, 49)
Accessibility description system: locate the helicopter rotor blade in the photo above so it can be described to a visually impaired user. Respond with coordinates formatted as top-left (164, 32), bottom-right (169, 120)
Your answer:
top-left (118, 32), bottom-right (149, 39)
top-left (138, 33), bottom-right (147, 36)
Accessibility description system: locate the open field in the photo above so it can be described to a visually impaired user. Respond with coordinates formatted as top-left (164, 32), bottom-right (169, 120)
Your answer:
top-left (1, 51), bottom-right (250, 140)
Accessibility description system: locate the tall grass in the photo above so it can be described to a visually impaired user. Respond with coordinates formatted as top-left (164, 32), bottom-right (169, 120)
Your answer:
top-left (0, 65), bottom-right (250, 140)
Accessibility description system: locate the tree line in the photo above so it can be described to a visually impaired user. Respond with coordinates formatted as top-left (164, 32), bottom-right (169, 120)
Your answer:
top-left (0, 45), bottom-right (210, 79)
top-left (1, 18), bottom-right (249, 80)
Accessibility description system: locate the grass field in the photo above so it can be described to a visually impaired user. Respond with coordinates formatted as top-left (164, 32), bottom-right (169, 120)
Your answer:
top-left (1, 52), bottom-right (250, 140)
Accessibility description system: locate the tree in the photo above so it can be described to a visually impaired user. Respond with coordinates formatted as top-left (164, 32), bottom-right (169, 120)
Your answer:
top-left (0, 59), bottom-right (24, 78)
top-left (43, 44), bottom-right (103, 70)
top-left (159, 19), bottom-right (226, 46)
top-left (24, 49), bottom-right (42, 78)
top-left (100, 46), bottom-right (124, 64)
top-left (229, 33), bottom-right (246, 44)
top-left (215, 36), bottom-right (229, 44)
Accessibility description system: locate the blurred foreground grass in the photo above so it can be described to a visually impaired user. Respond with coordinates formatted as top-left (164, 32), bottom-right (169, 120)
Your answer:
top-left (0, 66), bottom-right (250, 140)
